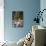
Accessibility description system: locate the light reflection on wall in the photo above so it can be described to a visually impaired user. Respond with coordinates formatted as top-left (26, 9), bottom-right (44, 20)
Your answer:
top-left (0, 0), bottom-right (4, 42)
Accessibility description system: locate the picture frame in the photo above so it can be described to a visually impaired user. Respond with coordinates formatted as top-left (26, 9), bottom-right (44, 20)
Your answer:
top-left (12, 11), bottom-right (24, 28)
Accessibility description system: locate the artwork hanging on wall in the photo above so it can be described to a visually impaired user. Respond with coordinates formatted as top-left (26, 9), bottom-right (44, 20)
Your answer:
top-left (12, 11), bottom-right (24, 28)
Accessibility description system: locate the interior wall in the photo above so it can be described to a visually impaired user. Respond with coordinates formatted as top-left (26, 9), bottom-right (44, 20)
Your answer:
top-left (40, 0), bottom-right (46, 45)
top-left (4, 0), bottom-right (40, 42)
top-left (0, 0), bottom-right (4, 42)
top-left (40, 0), bottom-right (46, 26)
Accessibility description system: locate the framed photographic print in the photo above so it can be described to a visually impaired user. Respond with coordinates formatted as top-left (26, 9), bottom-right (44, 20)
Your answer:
top-left (12, 11), bottom-right (24, 28)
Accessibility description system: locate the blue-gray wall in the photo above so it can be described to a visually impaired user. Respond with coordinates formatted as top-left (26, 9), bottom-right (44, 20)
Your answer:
top-left (40, 0), bottom-right (46, 44)
top-left (4, 0), bottom-right (40, 42)
top-left (40, 0), bottom-right (46, 27)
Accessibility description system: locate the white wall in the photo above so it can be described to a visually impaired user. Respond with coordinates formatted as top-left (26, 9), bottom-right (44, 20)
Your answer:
top-left (0, 0), bottom-right (4, 42)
